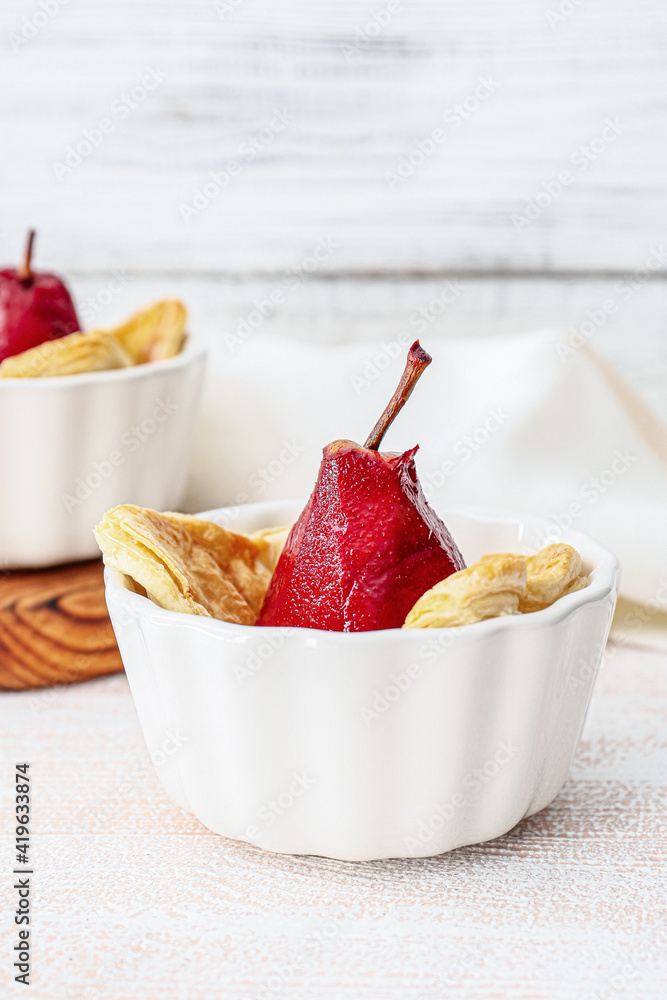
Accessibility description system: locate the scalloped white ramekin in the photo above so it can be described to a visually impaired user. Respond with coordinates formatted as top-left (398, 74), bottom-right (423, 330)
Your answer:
top-left (0, 341), bottom-right (206, 569)
top-left (104, 500), bottom-right (619, 861)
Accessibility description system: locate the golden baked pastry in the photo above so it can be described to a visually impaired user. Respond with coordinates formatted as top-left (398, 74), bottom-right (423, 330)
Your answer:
top-left (404, 544), bottom-right (589, 629)
top-left (0, 298), bottom-right (187, 378)
top-left (0, 330), bottom-right (133, 378)
top-left (520, 543), bottom-right (585, 612)
top-left (94, 506), bottom-right (286, 625)
top-left (562, 574), bottom-right (591, 597)
top-left (249, 526), bottom-right (291, 574)
top-left (110, 299), bottom-right (187, 365)
top-left (403, 553), bottom-right (527, 629)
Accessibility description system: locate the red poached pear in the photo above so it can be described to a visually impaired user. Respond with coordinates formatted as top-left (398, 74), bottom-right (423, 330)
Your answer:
top-left (258, 342), bottom-right (466, 631)
top-left (0, 230), bottom-right (81, 364)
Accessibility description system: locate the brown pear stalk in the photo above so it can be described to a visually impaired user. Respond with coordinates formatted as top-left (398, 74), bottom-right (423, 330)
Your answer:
top-left (364, 340), bottom-right (432, 451)
top-left (18, 229), bottom-right (36, 283)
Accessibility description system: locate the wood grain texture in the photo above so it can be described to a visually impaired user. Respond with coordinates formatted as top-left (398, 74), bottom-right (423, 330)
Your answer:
top-left (0, 0), bottom-right (665, 274)
top-left (0, 641), bottom-right (665, 999)
top-left (0, 560), bottom-right (123, 690)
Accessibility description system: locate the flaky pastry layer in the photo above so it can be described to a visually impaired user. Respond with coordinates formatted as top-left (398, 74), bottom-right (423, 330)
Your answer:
top-left (95, 505), bottom-right (289, 626)
top-left (404, 544), bottom-right (589, 629)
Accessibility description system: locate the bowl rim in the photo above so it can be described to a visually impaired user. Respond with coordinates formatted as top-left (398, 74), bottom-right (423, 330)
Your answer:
top-left (104, 500), bottom-right (621, 643)
top-left (0, 335), bottom-right (206, 389)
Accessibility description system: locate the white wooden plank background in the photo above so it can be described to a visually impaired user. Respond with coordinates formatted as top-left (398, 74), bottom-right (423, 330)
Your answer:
top-left (1, 0), bottom-right (666, 274)
top-left (1, 640), bottom-right (666, 999)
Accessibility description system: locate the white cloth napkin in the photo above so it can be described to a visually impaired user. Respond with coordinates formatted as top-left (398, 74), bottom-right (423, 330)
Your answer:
top-left (183, 329), bottom-right (667, 610)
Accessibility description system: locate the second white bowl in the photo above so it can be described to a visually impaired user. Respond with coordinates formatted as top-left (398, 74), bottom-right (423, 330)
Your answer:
top-left (0, 341), bottom-right (206, 569)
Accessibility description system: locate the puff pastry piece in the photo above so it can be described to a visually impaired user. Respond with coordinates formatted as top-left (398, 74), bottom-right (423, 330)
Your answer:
top-left (404, 543), bottom-right (589, 628)
top-left (520, 543), bottom-right (585, 612)
top-left (95, 505), bottom-right (281, 625)
top-left (249, 526), bottom-right (290, 574)
top-left (403, 554), bottom-right (526, 629)
top-left (109, 299), bottom-right (187, 364)
top-left (0, 330), bottom-right (133, 378)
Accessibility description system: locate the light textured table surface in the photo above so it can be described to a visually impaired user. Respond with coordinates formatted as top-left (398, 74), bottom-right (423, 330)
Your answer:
top-left (1, 639), bottom-right (666, 1000)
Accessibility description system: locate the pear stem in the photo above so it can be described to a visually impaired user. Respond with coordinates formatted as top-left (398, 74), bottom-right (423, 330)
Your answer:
top-left (19, 229), bottom-right (36, 283)
top-left (364, 340), bottom-right (432, 450)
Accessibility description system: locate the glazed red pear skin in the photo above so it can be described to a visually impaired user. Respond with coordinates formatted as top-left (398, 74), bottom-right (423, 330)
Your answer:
top-left (0, 230), bottom-right (80, 364)
top-left (257, 440), bottom-right (466, 632)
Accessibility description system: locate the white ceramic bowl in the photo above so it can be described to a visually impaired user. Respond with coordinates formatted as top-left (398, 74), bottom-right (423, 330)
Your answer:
top-left (104, 500), bottom-right (620, 862)
top-left (0, 341), bottom-right (206, 569)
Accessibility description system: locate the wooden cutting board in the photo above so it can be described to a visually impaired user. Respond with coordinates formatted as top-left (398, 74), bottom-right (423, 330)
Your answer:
top-left (0, 559), bottom-right (123, 690)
